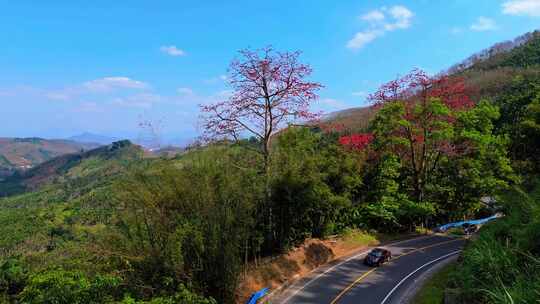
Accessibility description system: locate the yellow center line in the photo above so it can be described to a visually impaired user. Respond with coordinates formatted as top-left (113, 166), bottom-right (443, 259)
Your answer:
top-left (329, 237), bottom-right (464, 304)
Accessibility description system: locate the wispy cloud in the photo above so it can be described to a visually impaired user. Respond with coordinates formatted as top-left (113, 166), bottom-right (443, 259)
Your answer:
top-left (347, 5), bottom-right (414, 50)
top-left (347, 31), bottom-right (382, 49)
top-left (502, 0), bottom-right (540, 16)
top-left (34, 77), bottom-right (149, 103)
top-left (177, 87), bottom-right (194, 95)
top-left (470, 17), bottom-right (498, 31)
top-left (84, 77), bottom-right (148, 92)
top-left (361, 10), bottom-right (385, 22)
top-left (160, 45), bottom-right (186, 56)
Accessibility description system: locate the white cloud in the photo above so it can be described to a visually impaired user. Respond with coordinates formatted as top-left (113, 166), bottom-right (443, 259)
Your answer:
top-left (361, 10), bottom-right (385, 22)
top-left (470, 17), bottom-right (498, 31)
top-left (386, 5), bottom-right (413, 30)
top-left (347, 30), bottom-right (382, 49)
top-left (347, 5), bottom-right (414, 50)
top-left (160, 45), bottom-right (186, 56)
top-left (84, 77), bottom-right (148, 92)
top-left (503, 0), bottom-right (540, 16)
top-left (177, 87), bottom-right (194, 95)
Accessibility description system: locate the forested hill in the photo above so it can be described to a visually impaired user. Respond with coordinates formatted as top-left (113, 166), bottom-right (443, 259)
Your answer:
top-left (0, 137), bottom-right (100, 179)
top-left (326, 29), bottom-right (540, 132)
top-left (449, 30), bottom-right (540, 73)
top-left (0, 140), bottom-right (142, 197)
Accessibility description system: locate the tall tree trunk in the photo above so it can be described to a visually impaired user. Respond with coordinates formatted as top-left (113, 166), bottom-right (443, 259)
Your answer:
top-left (262, 139), bottom-right (274, 252)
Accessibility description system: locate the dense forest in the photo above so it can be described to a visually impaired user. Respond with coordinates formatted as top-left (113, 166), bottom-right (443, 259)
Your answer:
top-left (1, 31), bottom-right (540, 304)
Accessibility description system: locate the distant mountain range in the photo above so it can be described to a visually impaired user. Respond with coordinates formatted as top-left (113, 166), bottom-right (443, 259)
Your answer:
top-left (68, 132), bottom-right (194, 149)
top-left (68, 132), bottom-right (119, 145)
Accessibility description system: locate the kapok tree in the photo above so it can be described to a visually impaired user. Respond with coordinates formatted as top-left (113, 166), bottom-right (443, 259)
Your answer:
top-left (201, 47), bottom-right (322, 253)
top-left (368, 69), bottom-right (474, 204)
top-left (200, 47), bottom-right (322, 172)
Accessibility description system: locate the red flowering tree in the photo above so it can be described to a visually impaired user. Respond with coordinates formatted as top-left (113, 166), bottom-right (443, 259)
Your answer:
top-left (201, 47), bottom-right (322, 171)
top-left (368, 68), bottom-right (473, 109)
top-left (369, 69), bottom-right (474, 203)
top-left (339, 133), bottom-right (374, 151)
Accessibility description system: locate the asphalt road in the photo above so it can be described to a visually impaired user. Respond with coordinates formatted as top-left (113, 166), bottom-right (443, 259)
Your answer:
top-left (271, 235), bottom-right (465, 304)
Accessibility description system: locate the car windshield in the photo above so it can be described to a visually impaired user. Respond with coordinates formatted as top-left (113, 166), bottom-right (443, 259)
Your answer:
top-left (370, 250), bottom-right (383, 257)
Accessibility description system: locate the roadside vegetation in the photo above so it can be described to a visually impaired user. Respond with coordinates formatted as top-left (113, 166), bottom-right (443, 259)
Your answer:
top-left (0, 31), bottom-right (539, 303)
top-left (446, 177), bottom-right (540, 303)
top-left (413, 262), bottom-right (457, 304)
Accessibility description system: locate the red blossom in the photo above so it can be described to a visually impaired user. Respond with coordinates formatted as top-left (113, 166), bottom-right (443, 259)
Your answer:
top-left (368, 68), bottom-right (473, 111)
top-left (200, 46), bottom-right (322, 152)
top-left (339, 133), bottom-right (374, 151)
top-left (368, 69), bottom-right (476, 202)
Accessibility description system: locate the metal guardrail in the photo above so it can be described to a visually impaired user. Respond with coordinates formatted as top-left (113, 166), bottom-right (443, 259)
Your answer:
top-left (247, 287), bottom-right (269, 304)
top-left (436, 214), bottom-right (502, 232)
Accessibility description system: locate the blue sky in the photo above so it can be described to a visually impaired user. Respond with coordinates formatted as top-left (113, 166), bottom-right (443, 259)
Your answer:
top-left (1, 0), bottom-right (540, 144)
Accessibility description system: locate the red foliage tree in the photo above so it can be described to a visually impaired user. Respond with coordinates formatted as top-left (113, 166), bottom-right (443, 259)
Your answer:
top-left (201, 47), bottom-right (322, 169)
top-left (368, 68), bottom-right (473, 110)
top-left (369, 69), bottom-right (474, 203)
top-left (339, 133), bottom-right (374, 151)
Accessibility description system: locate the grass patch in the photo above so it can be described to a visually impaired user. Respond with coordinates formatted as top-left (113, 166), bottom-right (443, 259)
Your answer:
top-left (413, 262), bottom-right (456, 304)
top-left (415, 226), bottom-right (432, 235)
top-left (446, 227), bottom-right (464, 236)
top-left (340, 228), bottom-right (379, 247)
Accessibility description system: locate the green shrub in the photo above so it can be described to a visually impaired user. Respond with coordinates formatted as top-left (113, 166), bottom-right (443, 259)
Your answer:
top-left (0, 258), bottom-right (27, 296)
top-left (120, 285), bottom-right (216, 304)
top-left (19, 269), bottom-right (120, 304)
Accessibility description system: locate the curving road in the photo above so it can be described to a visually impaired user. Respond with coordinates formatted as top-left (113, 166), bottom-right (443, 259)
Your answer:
top-left (270, 235), bottom-right (465, 304)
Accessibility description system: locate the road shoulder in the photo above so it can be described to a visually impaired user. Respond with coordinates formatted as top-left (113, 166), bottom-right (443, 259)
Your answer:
top-left (401, 255), bottom-right (458, 304)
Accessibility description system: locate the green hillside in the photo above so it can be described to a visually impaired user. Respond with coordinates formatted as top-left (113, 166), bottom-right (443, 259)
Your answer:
top-left (0, 138), bottom-right (100, 179)
top-left (0, 140), bottom-right (143, 251)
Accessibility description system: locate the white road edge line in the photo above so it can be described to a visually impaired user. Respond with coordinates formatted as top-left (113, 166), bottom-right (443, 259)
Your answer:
top-left (279, 235), bottom-right (435, 304)
top-left (379, 250), bottom-right (462, 304)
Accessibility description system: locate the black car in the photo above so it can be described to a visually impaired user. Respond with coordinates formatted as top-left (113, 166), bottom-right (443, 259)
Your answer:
top-left (462, 223), bottom-right (478, 235)
top-left (364, 248), bottom-right (392, 267)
